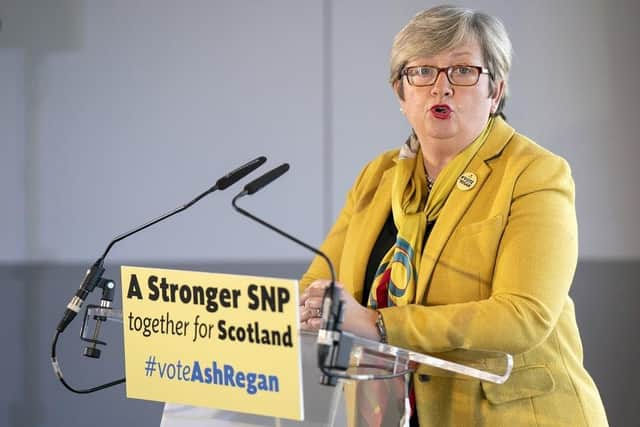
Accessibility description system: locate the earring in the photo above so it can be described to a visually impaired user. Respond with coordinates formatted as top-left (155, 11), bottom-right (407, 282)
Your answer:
top-left (400, 107), bottom-right (404, 114)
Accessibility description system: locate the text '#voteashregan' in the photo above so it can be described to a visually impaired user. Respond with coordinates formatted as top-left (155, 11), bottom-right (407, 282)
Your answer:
top-left (143, 355), bottom-right (280, 395)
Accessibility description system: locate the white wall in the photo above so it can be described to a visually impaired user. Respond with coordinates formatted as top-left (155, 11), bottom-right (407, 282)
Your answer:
top-left (0, 48), bottom-right (26, 262)
top-left (1, 0), bottom-right (326, 263)
top-left (330, 0), bottom-right (640, 260)
top-left (1, 0), bottom-right (639, 262)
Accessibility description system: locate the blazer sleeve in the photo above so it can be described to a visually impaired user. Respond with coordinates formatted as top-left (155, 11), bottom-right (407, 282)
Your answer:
top-left (380, 154), bottom-right (579, 355)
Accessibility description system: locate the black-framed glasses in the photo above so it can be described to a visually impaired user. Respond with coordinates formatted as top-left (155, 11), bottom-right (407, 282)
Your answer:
top-left (401, 65), bottom-right (491, 87)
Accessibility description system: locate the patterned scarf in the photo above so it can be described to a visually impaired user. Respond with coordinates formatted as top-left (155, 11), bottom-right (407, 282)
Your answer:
top-left (367, 118), bottom-right (495, 309)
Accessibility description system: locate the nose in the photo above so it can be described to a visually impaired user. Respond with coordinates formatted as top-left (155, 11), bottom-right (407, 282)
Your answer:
top-left (430, 70), bottom-right (453, 97)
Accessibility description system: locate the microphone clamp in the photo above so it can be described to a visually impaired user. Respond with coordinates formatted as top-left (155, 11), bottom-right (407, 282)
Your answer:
top-left (80, 278), bottom-right (116, 359)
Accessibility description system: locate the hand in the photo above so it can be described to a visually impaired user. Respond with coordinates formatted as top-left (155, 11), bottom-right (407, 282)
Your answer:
top-left (299, 279), bottom-right (380, 341)
top-left (299, 280), bottom-right (325, 331)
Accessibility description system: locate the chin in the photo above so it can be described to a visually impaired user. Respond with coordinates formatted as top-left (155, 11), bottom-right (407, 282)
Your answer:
top-left (425, 126), bottom-right (458, 141)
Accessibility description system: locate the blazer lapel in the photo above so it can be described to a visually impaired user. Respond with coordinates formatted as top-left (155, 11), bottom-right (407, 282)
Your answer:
top-left (414, 118), bottom-right (515, 303)
top-left (343, 167), bottom-right (394, 302)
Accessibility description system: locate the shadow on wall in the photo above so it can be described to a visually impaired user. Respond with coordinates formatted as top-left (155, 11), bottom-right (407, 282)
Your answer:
top-left (0, 0), bottom-right (85, 51)
top-left (1, 4), bottom-right (90, 424)
top-left (0, 0), bottom-right (85, 261)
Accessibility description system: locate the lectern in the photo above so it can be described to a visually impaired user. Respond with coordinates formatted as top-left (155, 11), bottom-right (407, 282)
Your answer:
top-left (155, 328), bottom-right (512, 427)
top-left (87, 303), bottom-right (512, 427)
top-left (87, 307), bottom-right (513, 426)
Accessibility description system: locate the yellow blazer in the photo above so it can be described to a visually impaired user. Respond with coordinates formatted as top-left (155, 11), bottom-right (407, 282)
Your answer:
top-left (301, 117), bottom-right (608, 426)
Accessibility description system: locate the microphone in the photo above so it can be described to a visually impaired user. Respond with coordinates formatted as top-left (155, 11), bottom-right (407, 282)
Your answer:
top-left (55, 155), bottom-right (267, 333)
top-left (231, 164), bottom-right (347, 384)
top-left (213, 155), bottom-right (268, 191)
top-left (56, 260), bottom-right (106, 333)
top-left (243, 163), bottom-right (290, 195)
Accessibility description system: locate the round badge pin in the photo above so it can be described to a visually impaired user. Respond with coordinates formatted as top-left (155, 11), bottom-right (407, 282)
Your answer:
top-left (456, 172), bottom-right (477, 191)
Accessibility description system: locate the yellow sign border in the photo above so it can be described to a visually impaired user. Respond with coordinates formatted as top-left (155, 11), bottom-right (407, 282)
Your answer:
top-left (121, 266), bottom-right (303, 420)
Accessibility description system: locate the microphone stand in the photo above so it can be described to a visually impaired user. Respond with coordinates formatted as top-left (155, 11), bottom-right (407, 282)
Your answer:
top-left (51, 156), bottom-right (267, 394)
top-left (232, 164), bottom-right (413, 385)
top-left (230, 163), bottom-right (352, 384)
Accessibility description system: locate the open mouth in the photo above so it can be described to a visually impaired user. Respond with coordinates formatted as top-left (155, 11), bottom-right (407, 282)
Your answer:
top-left (430, 104), bottom-right (452, 119)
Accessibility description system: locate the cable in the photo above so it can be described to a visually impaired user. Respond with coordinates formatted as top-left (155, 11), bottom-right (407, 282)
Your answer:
top-left (51, 331), bottom-right (125, 394)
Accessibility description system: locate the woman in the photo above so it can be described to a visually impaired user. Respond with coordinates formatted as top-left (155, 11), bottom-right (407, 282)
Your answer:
top-left (299, 5), bottom-right (608, 426)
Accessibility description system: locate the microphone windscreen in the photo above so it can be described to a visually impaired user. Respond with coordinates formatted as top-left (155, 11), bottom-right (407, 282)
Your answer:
top-left (216, 156), bottom-right (267, 190)
top-left (244, 163), bottom-right (290, 195)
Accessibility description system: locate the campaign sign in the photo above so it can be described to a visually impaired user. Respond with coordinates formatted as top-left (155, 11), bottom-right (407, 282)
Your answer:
top-left (121, 266), bottom-right (303, 420)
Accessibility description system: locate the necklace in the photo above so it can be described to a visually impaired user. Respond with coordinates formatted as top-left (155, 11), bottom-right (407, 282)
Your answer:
top-left (426, 175), bottom-right (434, 191)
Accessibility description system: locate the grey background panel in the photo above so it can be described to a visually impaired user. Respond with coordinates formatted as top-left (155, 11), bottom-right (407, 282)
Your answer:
top-left (1, 0), bottom-right (639, 262)
top-left (0, 261), bottom-right (637, 426)
top-left (1, 0), bottom-right (639, 426)
top-left (1, 0), bottom-right (326, 263)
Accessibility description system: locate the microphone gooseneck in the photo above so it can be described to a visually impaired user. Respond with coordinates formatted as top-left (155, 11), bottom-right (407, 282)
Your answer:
top-left (52, 155), bottom-right (267, 394)
top-left (99, 155), bottom-right (267, 261)
top-left (231, 163), bottom-right (348, 383)
top-left (56, 156), bottom-right (266, 335)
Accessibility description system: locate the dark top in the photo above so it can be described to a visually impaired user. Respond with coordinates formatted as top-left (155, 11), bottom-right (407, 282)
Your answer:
top-left (362, 212), bottom-right (398, 305)
top-left (362, 211), bottom-right (434, 427)
top-left (362, 212), bottom-right (435, 305)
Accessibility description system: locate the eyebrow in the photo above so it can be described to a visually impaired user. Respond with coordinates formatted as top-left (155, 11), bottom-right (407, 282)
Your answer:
top-left (450, 51), bottom-right (475, 58)
top-left (406, 51), bottom-right (478, 67)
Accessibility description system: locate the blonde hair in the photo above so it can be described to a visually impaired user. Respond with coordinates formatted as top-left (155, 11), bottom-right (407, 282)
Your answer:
top-left (390, 5), bottom-right (512, 116)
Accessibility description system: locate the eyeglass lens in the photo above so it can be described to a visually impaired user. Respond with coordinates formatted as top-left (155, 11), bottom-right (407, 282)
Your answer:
top-left (407, 66), bottom-right (480, 86)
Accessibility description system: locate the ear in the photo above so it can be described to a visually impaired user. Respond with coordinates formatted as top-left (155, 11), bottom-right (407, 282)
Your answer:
top-left (393, 80), bottom-right (405, 104)
top-left (490, 80), bottom-right (505, 113)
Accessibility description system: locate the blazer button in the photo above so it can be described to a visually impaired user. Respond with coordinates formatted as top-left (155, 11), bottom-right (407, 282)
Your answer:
top-left (418, 374), bottom-right (430, 382)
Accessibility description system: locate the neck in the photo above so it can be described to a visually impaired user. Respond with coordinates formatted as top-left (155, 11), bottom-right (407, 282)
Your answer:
top-left (416, 119), bottom-right (493, 180)
top-left (419, 137), bottom-right (466, 180)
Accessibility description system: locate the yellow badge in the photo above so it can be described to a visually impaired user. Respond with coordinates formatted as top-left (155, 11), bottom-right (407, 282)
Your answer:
top-left (456, 172), bottom-right (477, 191)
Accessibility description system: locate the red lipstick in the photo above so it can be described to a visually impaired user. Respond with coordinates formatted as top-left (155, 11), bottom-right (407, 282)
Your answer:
top-left (430, 104), bottom-right (452, 119)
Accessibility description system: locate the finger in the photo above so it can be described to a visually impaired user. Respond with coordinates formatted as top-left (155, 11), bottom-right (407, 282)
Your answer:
top-left (299, 307), bottom-right (313, 323)
top-left (304, 296), bottom-right (324, 310)
top-left (301, 317), bottom-right (322, 331)
top-left (307, 317), bottom-right (323, 330)
top-left (300, 284), bottom-right (325, 305)
top-left (301, 305), bottom-right (323, 321)
top-left (308, 279), bottom-right (332, 291)
top-left (302, 280), bottom-right (345, 309)
top-left (309, 280), bottom-right (344, 292)
top-left (300, 320), bottom-right (313, 330)
top-left (302, 288), bottom-right (326, 303)
top-left (299, 291), bottom-right (310, 307)
top-left (309, 279), bottom-right (330, 287)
